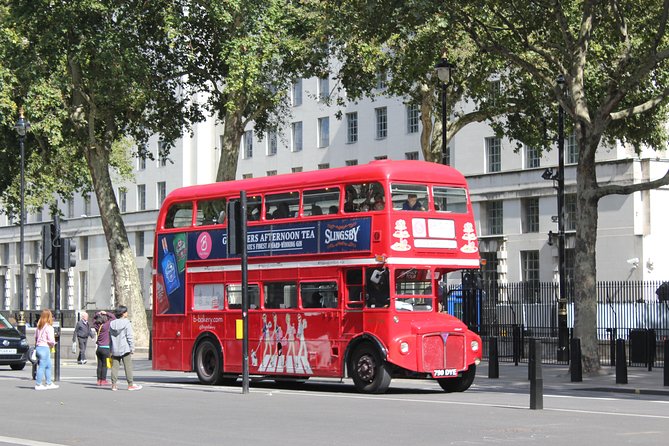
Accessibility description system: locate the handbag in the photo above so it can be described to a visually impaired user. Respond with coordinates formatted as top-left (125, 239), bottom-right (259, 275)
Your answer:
top-left (28, 346), bottom-right (37, 364)
top-left (71, 341), bottom-right (77, 354)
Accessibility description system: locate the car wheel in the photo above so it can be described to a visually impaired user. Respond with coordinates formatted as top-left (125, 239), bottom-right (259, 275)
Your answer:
top-left (10, 362), bottom-right (26, 371)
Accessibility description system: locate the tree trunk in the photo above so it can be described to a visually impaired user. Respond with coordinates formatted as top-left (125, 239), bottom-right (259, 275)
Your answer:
top-left (572, 126), bottom-right (601, 373)
top-left (85, 144), bottom-right (150, 348)
top-left (216, 107), bottom-right (245, 182)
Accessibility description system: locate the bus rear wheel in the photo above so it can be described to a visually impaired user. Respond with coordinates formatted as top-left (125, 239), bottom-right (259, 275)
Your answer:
top-left (437, 365), bottom-right (476, 393)
top-left (195, 339), bottom-right (224, 385)
top-left (350, 345), bottom-right (391, 394)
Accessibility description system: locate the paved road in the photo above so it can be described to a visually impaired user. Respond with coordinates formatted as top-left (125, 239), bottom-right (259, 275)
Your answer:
top-left (1, 359), bottom-right (667, 446)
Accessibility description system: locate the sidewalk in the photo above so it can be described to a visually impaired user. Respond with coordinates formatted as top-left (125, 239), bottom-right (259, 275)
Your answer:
top-left (476, 360), bottom-right (669, 396)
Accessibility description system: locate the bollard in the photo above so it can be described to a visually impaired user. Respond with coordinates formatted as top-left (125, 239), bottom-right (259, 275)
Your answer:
top-left (512, 324), bottom-right (521, 366)
top-left (664, 340), bottom-right (668, 387)
top-left (570, 337), bottom-right (582, 382)
top-left (528, 338), bottom-right (535, 381)
top-left (529, 339), bottom-right (543, 410)
top-left (488, 336), bottom-right (499, 379)
top-left (148, 331), bottom-right (153, 361)
top-left (615, 338), bottom-right (628, 384)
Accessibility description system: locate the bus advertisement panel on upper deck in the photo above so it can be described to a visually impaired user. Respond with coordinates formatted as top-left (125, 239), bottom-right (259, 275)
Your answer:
top-left (155, 217), bottom-right (372, 315)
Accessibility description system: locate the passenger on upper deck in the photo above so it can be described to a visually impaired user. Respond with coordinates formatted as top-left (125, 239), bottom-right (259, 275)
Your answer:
top-left (402, 193), bottom-right (424, 211)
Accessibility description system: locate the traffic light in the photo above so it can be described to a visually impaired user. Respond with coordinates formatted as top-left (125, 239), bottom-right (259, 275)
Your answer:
top-left (42, 223), bottom-right (56, 270)
top-left (60, 238), bottom-right (77, 268)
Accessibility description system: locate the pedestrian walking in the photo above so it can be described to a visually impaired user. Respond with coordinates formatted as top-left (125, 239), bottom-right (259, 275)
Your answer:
top-left (93, 310), bottom-right (116, 386)
top-left (109, 306), bottom-right (142, 391)
top-left (72, 312), bottom-right (95, 364)
top-left (34, 309), bottom-right (59, 390)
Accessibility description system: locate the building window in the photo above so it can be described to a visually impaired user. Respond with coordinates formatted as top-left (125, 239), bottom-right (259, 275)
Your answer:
top-left (267, 130), bottom-right (277, 156)
top-left (488, 79), bottom-right (501, 105)
top-left (118, 188), bottom-right (127, 213)
top-left (138, 148), bottom-right (146, 170)
top-left (374, 155), bottom-right (388, 160)
top-left (486, 200), bottom-right (503, 235)
top-left (135, 231), bottom-right (144, 257)
top-left (375, 107), bottom-right (387, 139)
top-left (291, 167), bottom-right (303, 173)
top-left (407, 104), bottom-right (419, 134)
top-left (242, 173), bottom-right (253, 179)
top-left (485, 137), bottom-right (501, 173)
top-left (266, 170), bottom-right (277, 176)
top-left (565, 194), bottom-right (577, 231)
top-left (522, 197), bottom-right (539, 233)
top-left (521, 250), bottom-right (540, 285)
top-left (567, 133), bottom-right (578, 164)
top-left (157, 182), bottom-right (166, 206)
top-left (83, 194), bottom-right (91, 216)
top-left (318, 117), bottom-right (329, 148)
top-left (345, 159), bottom-right (358, 166)
top-left (79, 271), bottom-right (88, 309)
top-left (67, 199), bottom-right (74, 218)
top-left (158, 140), bottom-right (168, 167)
top-left (525, 145), bottom-right (540, 169)
top-left (292, 79), bottom-right (302, 106)
top-left (291, 122), bottom-right (303, 152)
top-left (565, 248), bottom-right (575, 284)
top-left (137, 184), bottom-right (146, 211)
top-left (480, 251), bottom-right (499, 288)
top-left (376, 71), bottom-right (387, 90)
top-left (346, 112), bottom-right (358, 144)
top-left (318, 163), bottom-right (330, 170)
top-left (243, 130), bottom-right (253, 159)
top-left (81, 236), bottom-right (89, 261)
top-left (405, 151), bottom-right (419, 160)
top-left (318, 76), bottom-right (329, 101)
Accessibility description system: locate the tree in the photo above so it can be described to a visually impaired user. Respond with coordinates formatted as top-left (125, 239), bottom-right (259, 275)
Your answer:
top-left (6, 0), bottom-right (196, 347)
top-left (180, 0), bottom-right (328, 182)
top-left (320, 1), bottom-right (533, 162)
top-left (451, 0), bottom-right (669, 372)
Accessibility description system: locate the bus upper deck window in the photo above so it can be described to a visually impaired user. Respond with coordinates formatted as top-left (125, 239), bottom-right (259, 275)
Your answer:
top-left (164, 203), bottom-right (193, 229)
top-left (303, 188), bottom-right (340, 216)
top-left (344, 182), bottom-right (385, 213)
top-left (266, 192), bottom-right (299, 220)
top-left (433, 186), bottom-right (468, 213)
top-left (391, 184), bottom-right (429, 211)
top-left (196, 198), bottom-right (227, 226)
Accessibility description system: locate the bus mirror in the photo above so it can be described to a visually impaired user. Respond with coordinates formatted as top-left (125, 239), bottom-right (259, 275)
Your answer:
top-left (370, 269), bottom-right (385, 284)
top-left (227, 200), bottom-right (243, 256)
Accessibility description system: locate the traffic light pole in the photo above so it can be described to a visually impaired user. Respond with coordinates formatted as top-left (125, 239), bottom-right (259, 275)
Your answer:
top-left (53, 214), bottom-right (62, 381)
top-left (556, 97), bottom-right (569, 362)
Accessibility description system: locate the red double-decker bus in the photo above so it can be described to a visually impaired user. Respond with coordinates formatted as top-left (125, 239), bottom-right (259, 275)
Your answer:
top-left (152, 160), bottom-right (482, 393)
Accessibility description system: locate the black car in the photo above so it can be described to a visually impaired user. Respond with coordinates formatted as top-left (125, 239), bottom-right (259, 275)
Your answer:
top-left (0, 313), bottom-right (29, 370)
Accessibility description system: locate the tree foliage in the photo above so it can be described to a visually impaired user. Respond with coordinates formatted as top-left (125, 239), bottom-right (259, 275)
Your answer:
top-left (450, 0), bottom-right (669, 372)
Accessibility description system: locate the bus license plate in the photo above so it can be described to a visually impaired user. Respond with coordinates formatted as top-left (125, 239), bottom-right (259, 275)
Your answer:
top-left (0, 348), bottom-right (17, 354)
top-left (433, 369), bottom-right (458, 377)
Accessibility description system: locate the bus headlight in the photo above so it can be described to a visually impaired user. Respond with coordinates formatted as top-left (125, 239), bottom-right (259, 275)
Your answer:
top-left (400, 342), bottom-right (410, 355)
top-left (471, 340), bottom-right (480, 352)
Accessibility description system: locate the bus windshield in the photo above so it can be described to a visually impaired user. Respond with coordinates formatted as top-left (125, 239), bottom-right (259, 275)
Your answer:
top-left (394, 268), bottom-right (435, 312)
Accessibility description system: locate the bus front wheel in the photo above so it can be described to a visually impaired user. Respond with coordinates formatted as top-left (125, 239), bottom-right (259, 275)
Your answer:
top-left (195, 339), bottom-right (224, 385)
top-left (437, 365), bottom-right (476, 393)
top-left (350, 345), bottom-right (391, 394)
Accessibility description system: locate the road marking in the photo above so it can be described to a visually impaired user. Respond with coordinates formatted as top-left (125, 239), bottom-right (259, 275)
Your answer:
top-left (269, 389), bottom-right (669, 420)
top-left (0, 436), bottom-right (70, 446)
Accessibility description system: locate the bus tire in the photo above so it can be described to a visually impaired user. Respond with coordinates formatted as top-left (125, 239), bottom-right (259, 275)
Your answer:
top-left (437, 364), bottom-right (476, 393)
top-left (195, 338), bottom-right (224, 385)
top-left (350, 344), bottom-right (391, 394)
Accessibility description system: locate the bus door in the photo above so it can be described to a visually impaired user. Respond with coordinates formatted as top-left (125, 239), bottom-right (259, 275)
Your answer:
top-left (342, 269), bottom-right (364, 339)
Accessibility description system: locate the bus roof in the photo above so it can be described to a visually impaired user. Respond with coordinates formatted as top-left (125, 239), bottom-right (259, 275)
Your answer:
top-left (164, 160), bottom-right (468, 204)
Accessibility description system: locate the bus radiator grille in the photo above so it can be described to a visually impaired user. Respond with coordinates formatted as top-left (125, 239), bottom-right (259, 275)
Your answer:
top-left (423, 333), bottom-right (466, 372)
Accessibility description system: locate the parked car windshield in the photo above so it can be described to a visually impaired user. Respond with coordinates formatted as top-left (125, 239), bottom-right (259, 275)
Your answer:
top-left (0, 313), bottom-right (14, 329)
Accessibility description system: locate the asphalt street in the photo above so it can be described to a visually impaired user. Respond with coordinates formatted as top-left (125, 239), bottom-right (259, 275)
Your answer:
top-left (1, 358), bottom-right (667, 446)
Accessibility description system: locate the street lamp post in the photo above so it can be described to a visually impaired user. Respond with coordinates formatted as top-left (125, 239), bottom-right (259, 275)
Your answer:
top-left (556, 75), bottom-right (569, 362)
top-left (15, 115), bottom-right (30, 334)
top-left (434, 58), bottom-right (454, 165)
